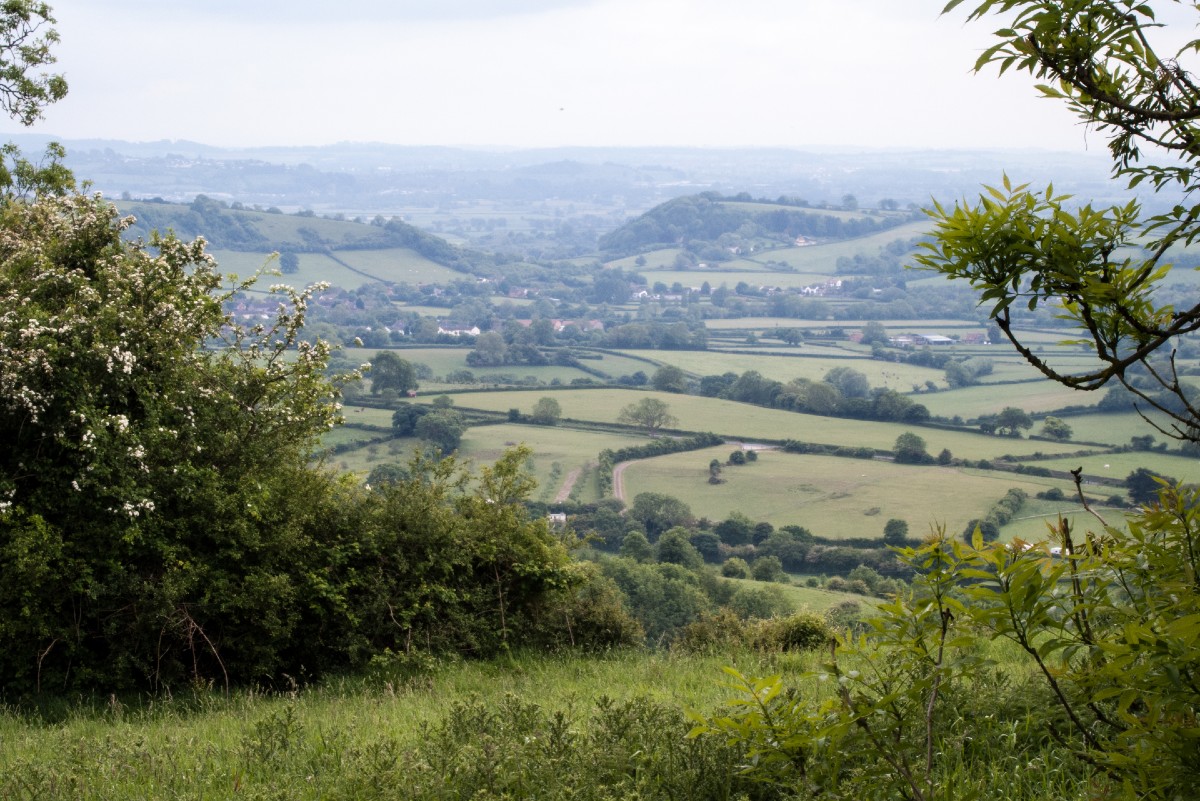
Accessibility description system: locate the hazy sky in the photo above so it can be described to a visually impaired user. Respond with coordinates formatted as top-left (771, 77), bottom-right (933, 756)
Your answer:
top-left (0, 0), bottom-right (1124, 152)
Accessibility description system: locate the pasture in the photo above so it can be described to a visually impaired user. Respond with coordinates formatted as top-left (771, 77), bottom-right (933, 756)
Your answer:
top-left (637, 348), bottom-right (945, 389)
top-left (1028, 450), bottom-right (1200, 485)
top-left (619, 447), bottom-right (1061, 538)
top-left (723, 576), bottom-right (877, 613)
top-left (914, 380), bottom-right (1100, 418)
top-left (420, 388), bottom-right (1085, 460)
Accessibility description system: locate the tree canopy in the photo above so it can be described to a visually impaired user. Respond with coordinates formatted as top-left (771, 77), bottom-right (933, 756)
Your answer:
top-left (922, 0), bottom-right (1200, 445)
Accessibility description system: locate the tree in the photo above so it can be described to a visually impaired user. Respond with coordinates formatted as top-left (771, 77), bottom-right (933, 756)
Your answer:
top-left (882, 519), bottom-right (909, 547)
top-left (1040, 416), bottom-right (1073, 441)
top-left (619, 530), bottom-right (654, 563)
top-left (628, 492), bottom-right (693, 540)
top-left (651, 364), bottom-right (688, 393)
top-left (279, 251), bottom-right (300, 274)
top-left (617, 397), bottom-right (677, 433)
top-left (530, 396), bottom-right (562, 426)
top-left (1126, 467), bottom-right (1174, 506)
top-left (369, 351), bottom-right (418, 395)
top-left (466, 331), bottom-right (507, 366)
top-left (995, 406), bottom-right (1033, 438)
top-left (655, 527), bottom-right (703, 569)
top-left (0, 193), bottom-right (350, 690)
top-left (414, 408), bottom-right (467, 454)
top-left (0, 1), bottom-right (67, 126)
top-left (892, 431), bottom-right (929, 464)
top-left (823, 366), bottom-right (870, 399)
top-left (918, 1), bottom-right (1200, 447)
top-left (860, 320), bottom-right (888, 346)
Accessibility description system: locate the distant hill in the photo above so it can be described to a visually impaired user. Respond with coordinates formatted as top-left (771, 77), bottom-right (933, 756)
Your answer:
top-left (597, 192), bottom-right (916, 256)
top-left (119, 196), bottom-right (494, 275)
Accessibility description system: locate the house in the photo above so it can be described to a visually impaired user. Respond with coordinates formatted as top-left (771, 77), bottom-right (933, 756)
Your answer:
top-left (437, 325), bottom-right (481, 337)
top-left (913, 333), bottom-right (955, 346)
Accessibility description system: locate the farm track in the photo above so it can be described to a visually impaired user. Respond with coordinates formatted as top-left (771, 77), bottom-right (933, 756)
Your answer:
top-left (554, 467), bottom-right (583, 502)
top-left (612, 460), bottom-right (634, 502)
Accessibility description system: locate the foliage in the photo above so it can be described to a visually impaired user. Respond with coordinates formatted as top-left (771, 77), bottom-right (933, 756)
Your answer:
top-left (616, 396), bottom-right (677, 432)
top-left (893, 431), bottom-right (930, 464)
top-left (1126, 466), bottom-right (1174, 506)
top-left (628, 492), bottom-right (693, 540)
top-left (0, 1), bottom-right (66, 126)
top-left (1040, 415), bottom-right (1072, 441)
top-left (369, 350), bottom-right (418, 395)
top-left (995, 406), bottom-right (1033, 437)
top-left (697, 485), bottom-right (1200, 800)
top-left (0, 193), bottom-right (349, 692)
top-left (530, 395), bottom-right (562, 426)
top-left (650, 364), bottom-right (688, 393)
top-left (882, 518), bottom-right (909, 546)
top-left (920, 0), bottom-right (1200, 446)
top-left (414, 408), bottom-right (467, 453)
top-left (655, 527), bottom-right (704, 570)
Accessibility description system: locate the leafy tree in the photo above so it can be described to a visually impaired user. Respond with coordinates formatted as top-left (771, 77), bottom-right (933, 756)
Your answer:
top-left (882, 518), bottom-right (909, 547)
top-left (0, 1), bottom-right (66, 126)
top-left (651, 364), bottom-right (688, 393)
top-left (728, 449), bottom-right (746, 465)
top-left (414, 408), bottom-right (466, 453)
top-left (823, 366), bottom-right (870, 399)
top-left (892, 431), bottom-right (929, 464)
top-left (750, 555), bottom-right (787, 583)
top-left (617, 397), bottom-right (677, 433)
top-left (369, 350), bottom-right (419, 395)
top-left (1040, 415), bottom-right (1073, 441)
top-left (628, 492), bottom-right (693, 540)
top-left (1126, 467), bottom-right (1174, 506)
top-left (860, 320), bottom-right (888, 346)
top-left (279, 250), bottom-right (300, 274)
top-left (530, 396), bottom-right (562, 426)
top-left (918, 1), bottom-right (1200, 447)
top-left (618, 530), bottom-right (654, 563)
top-left (655, 527), bottom-right (704, 570)
top-left (0, 193), bottom-right (350, 691)
top-left (466, 331), bottom-right (507, 366)
top-left (391, 402), bottom-right (430, 436)
top-left (995, 406), bottom-right (1033, 437)
top-left (721, 557), bottom-right (750, 579)
top-left (715, 512), bottom-right (754, 546)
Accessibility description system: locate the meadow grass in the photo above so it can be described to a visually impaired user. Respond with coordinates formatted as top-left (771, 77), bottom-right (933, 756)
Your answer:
top-left (328, 248), bottom-right (465, 284)
top-left (1029, 449), bottom-right (1200, 484)
top-left (620, 446), bottom-right (1064, 537)
top-left (1057, 411), bottom-right (1171, 447)
top-left (414, 387), bottom-right (1085, 460)
top-left (640, 349), bottom-right (945, 389)
top-left (915, 380), bottom-right (1100, 417)
top-left (723, 576), bottom-right (878, 613)
top-left (324, 421), bottom-right (647, 500)
top-left (0, 649), bottom-right (813, 801)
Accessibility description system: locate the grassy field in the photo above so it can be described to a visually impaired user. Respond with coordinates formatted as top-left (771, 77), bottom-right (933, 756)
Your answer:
top-left (618, 447), bottom-right (1065, 538)
top-left (1028, 449), bottom-right (1200, 485)
top-left (328, 420), bottom-right (649, 503)
top-left (418, 388), bottom-right (1084, 461)
top-left (1057, 411), bottom-right (1172, 446)
top-left (915, 380), bottom-right (1101, 418)
top-left (0, 649), bottom-right (815, 801)
top-left (640, 349), bottom-right (945, 389)
top-left (344, 346), bottom-right (657, 385)
top-left (725, 576), bottom-right (879, 613)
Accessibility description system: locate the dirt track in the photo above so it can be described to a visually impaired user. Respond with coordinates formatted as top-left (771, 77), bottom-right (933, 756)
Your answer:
top-left (611, 460), bottom-right (634, 502)
top-left (553, 467), bottom-right (582, 503)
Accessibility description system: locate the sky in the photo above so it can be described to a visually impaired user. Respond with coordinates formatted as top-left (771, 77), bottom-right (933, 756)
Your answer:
top-left (0, 0), bottom-right (1138, 153)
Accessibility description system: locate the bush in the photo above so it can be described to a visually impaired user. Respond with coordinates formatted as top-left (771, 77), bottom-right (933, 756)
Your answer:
top-left (721, 557), bottom-right (751, 579)
top-left (750, 555), bottom-right (787, 582)
top-left (753, 612), bottom-right (831, 651)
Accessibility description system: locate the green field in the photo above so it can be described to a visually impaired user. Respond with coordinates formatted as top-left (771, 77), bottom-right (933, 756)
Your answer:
top-left (638, 349), bottom-right (945, 389)
top-left (618, 447), bottom-right (1064, 538)
top-left (329, 419), bottom-right (649, 503)
top-left (344, 346), bottom-right (659, 386)
top-left (1056, 411), bottom-right (1172, 446)
top-left (723, 576), bottom-right (878, 612)
top-left (1029, 450), bottom-right (1200, 485)
top-left (915, 380), bottom-right (1100, 418)
top-left (415, 388), bottom-right (1083, 461)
